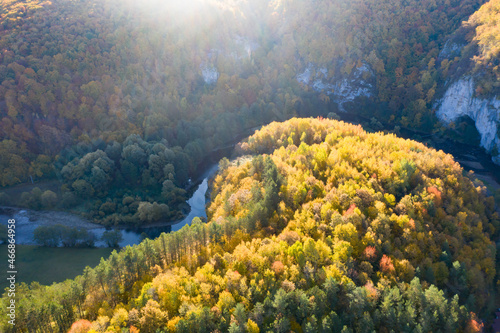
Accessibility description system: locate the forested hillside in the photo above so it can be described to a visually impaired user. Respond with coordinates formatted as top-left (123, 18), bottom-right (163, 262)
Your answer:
top-left (2, 0), bottom-right (500, 330)
top-left (0, 0), bottom-right (492, 224)
top-left (2, 118), bottom-right (498, 332)
top-left (453, 0), bottom-right (500, 95)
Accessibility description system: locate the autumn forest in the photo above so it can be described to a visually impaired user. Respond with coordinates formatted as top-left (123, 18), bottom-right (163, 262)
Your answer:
top-left (0, 0), bottom-right (500, 332)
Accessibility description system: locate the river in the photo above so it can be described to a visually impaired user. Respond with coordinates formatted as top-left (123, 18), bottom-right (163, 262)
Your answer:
top-left (0, 164), bottom-right (219, 248)
top-left (3, 117), bottom-right (500, 248)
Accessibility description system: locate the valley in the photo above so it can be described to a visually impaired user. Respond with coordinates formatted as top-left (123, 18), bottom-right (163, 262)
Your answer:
top-left (1, 0), bottom-right (500, 331)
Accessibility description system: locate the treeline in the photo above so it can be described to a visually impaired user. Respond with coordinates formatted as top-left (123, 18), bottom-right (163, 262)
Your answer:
top-left (1, 118), bottom-right (497, 332)
top-left (32, 225), bottom-right (123, 248)
top-left (33, 224), bottom-right (96, 247)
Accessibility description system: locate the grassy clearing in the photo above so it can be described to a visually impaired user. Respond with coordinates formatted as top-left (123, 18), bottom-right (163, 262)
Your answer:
top-left (0, 245), bottom-right (112, 290)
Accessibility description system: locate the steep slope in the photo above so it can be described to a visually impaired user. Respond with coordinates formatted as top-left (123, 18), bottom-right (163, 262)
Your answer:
top-left (435, 0), bottom-right (500, 163)
top-left (0, 0), bottom-right (491, 223)
top-left (0, 0), bottom-right (485, 176)
top-left (2, 118), bottom-right (497, 332)
top-left (436, 78), bottom-right (500, 163)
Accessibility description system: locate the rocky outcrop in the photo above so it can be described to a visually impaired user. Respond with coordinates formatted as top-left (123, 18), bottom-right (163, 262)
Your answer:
top-left (437, 39), bottom-right (465, 61)
top-left (200, 36), bottom-right (258, 84)
top-left (296, 62), bottom-right (374, 110)
top-left (436, 78), bottom-right (500, 163)
top-left (200, 65), bottom-right (219, 84)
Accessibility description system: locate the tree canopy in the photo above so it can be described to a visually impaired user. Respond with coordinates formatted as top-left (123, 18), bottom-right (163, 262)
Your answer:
top-left (2, 118), bottom-right (497, 332)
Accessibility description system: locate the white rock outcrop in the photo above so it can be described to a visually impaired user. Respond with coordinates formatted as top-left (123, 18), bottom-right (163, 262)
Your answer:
top-left (436, 78), bottom-right (500, 163)
top-left (332, 64), bottom-right (373, 109)
top-left (296, 62), bottom-right (373, 110)
top-left (201, 65), bottom-right (219, 84)
top-left (438, 40), bottom-right (465, 60)
top-left (199, 37), bottom-right (259, 85)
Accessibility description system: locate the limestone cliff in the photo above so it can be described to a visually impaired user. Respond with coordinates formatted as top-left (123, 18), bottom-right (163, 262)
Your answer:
top-left (296, 62), bottom-right (375, 111)
top-left (436, 78), bottom-right (500, 163)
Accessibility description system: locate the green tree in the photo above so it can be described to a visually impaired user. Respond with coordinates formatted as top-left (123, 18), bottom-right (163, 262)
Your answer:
top-left (33, 225), bottom-right (61, 247)
top-left (101, 230), bottom-right (123, 248)
top-left (41, 190), bottom-right (58, 208)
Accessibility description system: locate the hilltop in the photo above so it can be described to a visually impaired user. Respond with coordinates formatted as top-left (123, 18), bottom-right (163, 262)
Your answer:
top-left (1, 0), bottom-right (497, 225)
top-left (2, 118), bottom-right (498, 332)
